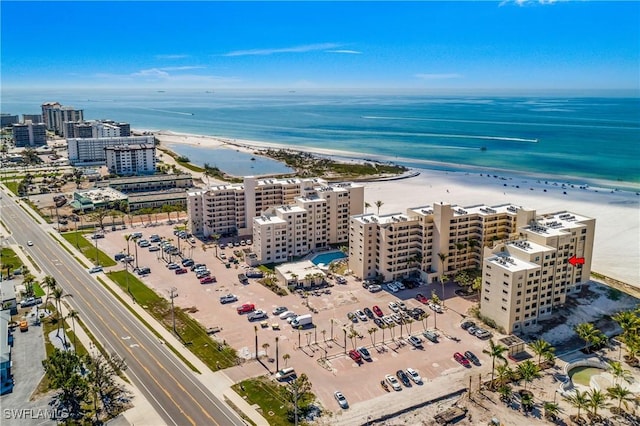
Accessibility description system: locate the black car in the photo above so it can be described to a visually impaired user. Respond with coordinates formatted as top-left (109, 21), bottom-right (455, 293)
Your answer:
top-left (464, 351), bottom-right (481, 366)
top-left (396, 369), bottom-right (412, 387)
top-left (461, 320), bottom-right (476, 330)
top-left (181, 258), bottom-right (194, 266)
top-left (373, 317), bottom-right (384, 328)
top-left (363, 307), bottom-right (374, 318)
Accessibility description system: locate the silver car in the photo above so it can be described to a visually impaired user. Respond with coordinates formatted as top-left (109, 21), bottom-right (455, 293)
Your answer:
top-left (334, 391), bottom-right (348, 409)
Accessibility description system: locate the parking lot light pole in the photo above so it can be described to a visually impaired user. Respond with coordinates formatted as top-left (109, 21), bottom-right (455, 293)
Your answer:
top-left (275, 336), bottom-right (279, 371)
top-left (169, 287), bottom-right (178, 335)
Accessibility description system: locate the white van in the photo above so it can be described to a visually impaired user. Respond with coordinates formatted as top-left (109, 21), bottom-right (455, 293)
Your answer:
top-left (275, 367), bottom-right (296, 381)
top-left (290, 314), bottom-right (313, 328)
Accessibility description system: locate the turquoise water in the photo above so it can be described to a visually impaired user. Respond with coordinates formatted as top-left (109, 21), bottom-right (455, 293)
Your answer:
top-left (2, 89), bottom-right (639, 184)
top-left (312, 251), bottom-right (347, 265)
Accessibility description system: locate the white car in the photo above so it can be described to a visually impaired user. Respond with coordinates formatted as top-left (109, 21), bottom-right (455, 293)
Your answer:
top-left (88, 266), bottom-right (103, 274)
top-left (385, 374), bottom-right (402, 391)
top-left (27, 241), bottom-right (33, 246)
top-left (355, 310), bottom-right (368, 321)
top-left (394, 281), bottom-right (406, 291)
top-left (406, 367), bottom-right (422, 384)
top-left (279, 311), bottom-right (296, 320)
top-left (396, 300), bottom-right (407, 311)
top-left (368, 284), bottom-right (382, 293)
top-left (387, 282), bottom-right (399, 293)
top-left (334, 391), bottom-right (348, 409)
top-left (388, 301), bottom-right (400, 312)
top-left (429, 302), bottom-right (443, 313)
top-left (219, 294), bottom-right (238, 304)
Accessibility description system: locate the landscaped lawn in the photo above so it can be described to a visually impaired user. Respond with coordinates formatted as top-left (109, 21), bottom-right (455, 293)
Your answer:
top-left (107, 270), bottom-right (238, 370)
top-left (232, 378), bottom-right (292, 426)
top-left (1, 247), bottom-right (23, 277)
top-left (62, 232), bottom-right (117, 267)
top-left (2, 180), bottom-right (19, 195)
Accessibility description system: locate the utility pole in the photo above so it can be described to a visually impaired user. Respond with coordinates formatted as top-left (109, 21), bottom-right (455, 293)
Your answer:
top-left (94, 234), bottom-right (99, 266)
top-left (275, 336), bottom-right (279, 371)
top-left (169, 287), bottom-right (178, 335)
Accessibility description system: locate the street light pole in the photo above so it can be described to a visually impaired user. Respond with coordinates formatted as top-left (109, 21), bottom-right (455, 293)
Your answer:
top-left (169, 287), bottom-right (178, 335)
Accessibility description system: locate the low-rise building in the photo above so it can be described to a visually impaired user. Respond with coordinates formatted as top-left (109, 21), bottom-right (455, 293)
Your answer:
top-left (127, 189), bottom-right (187, 212)
top-left (275, 260), bottom-right (326, 289)
top-left (70, 188), bottom-right (128, 213)
top-left (96, 174), bottom-right (193, 193)
top-left (0, 310), bottom-right (14, 395)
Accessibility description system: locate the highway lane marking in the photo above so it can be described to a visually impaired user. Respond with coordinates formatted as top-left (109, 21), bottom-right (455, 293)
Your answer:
top-left (59, 257), bottom-right (219, 426)
top-left (130, 344), bottom-right (140, 348)
top-left (28, 244), bottom-right (198, 426)
top-left (15, 212), bottom-right (239, 426)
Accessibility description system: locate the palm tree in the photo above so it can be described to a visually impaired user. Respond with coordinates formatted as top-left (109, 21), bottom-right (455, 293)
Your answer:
top-left (516, 360), bottom-right (541, 391)
top-left (282, 353), bottom-right (290, 367)
top-left (368, 327), bottom-right (377, 347)
top-left (67, 310), bottom-right (79, 351)
top-left (565, 389), bottom-right (589, 422)
top-left (498, 384), bottom-right (513, 403)
top-left (529, 339), bottom-right (555, 366)
top-left (483, 338), bottom-right (508, 386)
top-left (606, 384), bottom-right (634, 413)
top-left (405, 318), bottom-right (414, 335)
top-left (520, 391), bottom-right (534, 413)
top-left (374, 200), bottom-right (383, 215)
top-left (586, 389), bottom-right (608, 420)
top-left (495, 364), bottom-right (514, 387)
top-left (543, 401), bottom-right (561, 422)
top-left (22, 274), bottom-right (37, 298)
top-left (347, 326), bottom-right (359, 350)
top-left (612, 310), bottom-right (640, 340)
top-left (124, 233), bottom-right (132, 257)
top-left (42, 275), bottom-right (58, 310)
top-left (454, 242), bottom-right (465, 270)
top-left (574, 322), bottom-right (601, 353)
top-left (608, 360), bottom-right (633, 385)
top-left (364, 202), bottom-right (371, 214)
top-left (419, 312), bottom-right (430, 331)
top-left (262, 343), bottom-right (270, 359)
top-left (437, 252), bottom-right (448, 303)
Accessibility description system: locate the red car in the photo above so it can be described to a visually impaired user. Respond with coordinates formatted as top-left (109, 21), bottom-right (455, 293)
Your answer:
top-left (175, 268), bottom-right (188, 275)
top-left (237, 303), bottom-right (255, 314)
top-left (372, 305), bottom-right (384, 317)
top-left (348, 349), bottom-right (362, 363)
top-left (415, 293), bottom-right (429, 304)
top-left (453, 352), bottom-right (471, 367)
top-left (200, 276), bottom-right (216, 284)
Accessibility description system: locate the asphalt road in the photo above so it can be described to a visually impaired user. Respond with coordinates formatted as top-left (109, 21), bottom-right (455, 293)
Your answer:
top-left (0, 189), bottom-right (244, 426)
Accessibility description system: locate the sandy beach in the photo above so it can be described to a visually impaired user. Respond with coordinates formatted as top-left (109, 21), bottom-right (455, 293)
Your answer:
top-left (152, 130), bottom-right (640, 287)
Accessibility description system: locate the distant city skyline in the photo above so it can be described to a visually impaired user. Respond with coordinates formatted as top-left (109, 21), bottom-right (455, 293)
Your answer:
top-left (1, 1), bottom-right (638, 93)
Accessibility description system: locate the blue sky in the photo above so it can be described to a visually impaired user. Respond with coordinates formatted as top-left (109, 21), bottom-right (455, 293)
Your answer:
top-left (1, 1), bottom-right (638, 92)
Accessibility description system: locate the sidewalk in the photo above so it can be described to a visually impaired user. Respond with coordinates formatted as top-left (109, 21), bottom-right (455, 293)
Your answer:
top-left (10, 193), bottom-right (269, 426)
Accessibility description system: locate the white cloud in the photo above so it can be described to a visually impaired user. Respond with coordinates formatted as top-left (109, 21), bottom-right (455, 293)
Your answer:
top-left (325, 49), bottom-right (362, 54)
top-left (132, 68), bottom-right (170, 78)
top-left (223, 43), bottom-right (342, 57)
top-left (94, 68), bottom-right (241, 87)
top-left (155, 54), bottom-right (189, 59)
top-left (415, 73), bottom-right (463, 80)
top-left (499, 0), bottom-right (559, 6)
top-left (158, 66), bottom-right (205, 71)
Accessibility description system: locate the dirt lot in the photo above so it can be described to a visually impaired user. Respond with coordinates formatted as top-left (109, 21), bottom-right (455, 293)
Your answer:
top-left (94, 222), bottom-right (510, 416)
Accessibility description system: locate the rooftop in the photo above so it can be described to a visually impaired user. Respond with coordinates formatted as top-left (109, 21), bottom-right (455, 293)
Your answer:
top-left (486, 253), bottom-right (538, 272)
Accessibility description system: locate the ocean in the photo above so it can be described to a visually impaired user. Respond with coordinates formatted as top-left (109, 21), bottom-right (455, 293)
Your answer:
top-left (2, 89), bottom-right (639, 185)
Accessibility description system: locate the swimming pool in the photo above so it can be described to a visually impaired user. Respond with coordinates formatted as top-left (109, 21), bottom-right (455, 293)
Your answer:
top-left (311, 251), bottom-right (347, 266)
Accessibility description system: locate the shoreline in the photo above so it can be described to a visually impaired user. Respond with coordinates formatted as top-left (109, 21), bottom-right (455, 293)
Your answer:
top-left (148, 129), bottom-right (639, 286)
top-left (146, 129), bottom-right (640, 192)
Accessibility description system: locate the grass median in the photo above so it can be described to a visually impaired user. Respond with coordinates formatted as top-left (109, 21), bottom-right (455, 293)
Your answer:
top-left (61, 231), bottom-right (117, 267)
top-left (106, 270), bottom-right (238, 370)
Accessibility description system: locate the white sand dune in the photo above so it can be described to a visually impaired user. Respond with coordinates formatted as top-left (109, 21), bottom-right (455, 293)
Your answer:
top-left (152, 130), bottom-right (640, 287)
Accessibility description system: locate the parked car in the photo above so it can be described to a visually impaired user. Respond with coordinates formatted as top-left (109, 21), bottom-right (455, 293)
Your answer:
top-left (388, 301), bottom-right (400, 312)
top-left (363, 307), bottom-right (374, 318)
top-left (475, 328), bottom-right (492, 339)
top-left (175, 268), bottom-right (188, 275)
top-left (200, 276), bottom-right (215, 284)
top-left (355, 310), bottom-right (368, 321)
top-left (368, 284), bottom-right (382, 293)
top-left (460, 320), bottom-right (476, 330)
top-left (348, 349), bottom-right (362, 363)
top-left (167, 262), bottom-right (180, 270)
top-left (372, 305), bottom-right (384, 317)
top-left (396, 369), bottom-right (412, 387)
top-left (220, 294), bottom-right (238, 304)
top-left (136, 267), bottom-right (151, 275)
top-left (334, 391), bottom-right (349, 409)
top-left (181, 258), bottom-right (194, 266)
top-left (20, 297), bottom-right (42, 308)
top-left (386, 282), bottom-right (399, 293)
top-left (415, 293), bottom-right (429, 304)
top-left (279, 311), bottom-right (296, 320)
top-left (196, 270), bottom-right (212, 279)
top-left (272, 306), bottom-right (288, 315)
top-left (88, 266), bottom-right (103, 274)
top-left (407, 335), bottom-right (423, 348)
top-left (406, 367), bottom-right (422, 384)
top-left (356, 346), bottom-right (371, 361)
top-left (385, 374), bottom-right (402, 391)
top-left (237, 303), bottom-right (255, 314)
top-left (467, 326), bottom-right (479, 335)
top-left (428, 302), bottom-right (443, 313)
top-left (373, 317), bottom-right (384, 328)
top-left (248, 310), bottom-right (268, 321)
top-left (347, 312), bottom-right (358, 323)
top-left (275, 367), bottom-right (296, 381)
top-left (464, 351), bottom-right (481, 366)
top-left (454, 352), bottom-right (471, 367)
top-left (148, 246), bottom-right (160, 252)
top-left (190, 263), bottom-right (206, 271)
top-left (422, 330), bottom-right (439, 343)
top-left (114, 253), bottom-right (127, 261)
top-left (396, 300), bottom-right (407, 311)
top-left (394, 281), bottom-right (406, 291)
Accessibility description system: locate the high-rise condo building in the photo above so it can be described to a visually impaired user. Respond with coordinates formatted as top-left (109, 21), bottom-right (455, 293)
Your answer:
top-left (104, 144), bottom-right (156, 175)
top-left (12, 122), bottom-right (47, 147)
top-left (41, 102), bottom-right (83, 135)
top-left (67, 135), bottom-right (155, 165)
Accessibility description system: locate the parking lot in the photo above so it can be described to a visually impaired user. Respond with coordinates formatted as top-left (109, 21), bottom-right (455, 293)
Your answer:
top-left (93, 221), bottom-right (504, 413)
